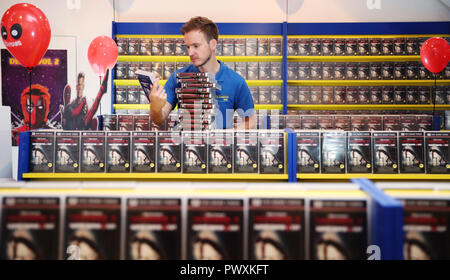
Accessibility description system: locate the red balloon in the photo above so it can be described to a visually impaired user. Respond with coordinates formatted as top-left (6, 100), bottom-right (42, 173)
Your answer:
top-left (420, 37), bottom-right (450, 74)
top-left (88, 36), bottom-right (118, 77)
top-left (1, 3), bottom-right (51, 70)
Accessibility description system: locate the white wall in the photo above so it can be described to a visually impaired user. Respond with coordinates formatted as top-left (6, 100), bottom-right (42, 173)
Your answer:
top-left (0, 0), bottom-right (449, 110)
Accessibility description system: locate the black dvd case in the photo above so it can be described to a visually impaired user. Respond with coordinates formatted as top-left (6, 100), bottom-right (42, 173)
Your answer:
top-left (373, 132), bottom-right (398, 174)
top-left (182, 131), bottom-right (207, 173)
top-left (259, 131), bottom-right (285, 174)
top-left (157, 131), bottom-right (181, 173)
top-left (234, 131), bottom-right (258, 173)
top-left (296, 131), bottom-right (320, 173)
top-left (425, 132), bottom-right (450, 174)
top-left (321, 131), bottom-right (346, 173)
top-left (347, 132), bottom-right (372, 173)
top-left (80, 131), bottom-right (105, 173)
top-left (30, 131), bottom-right (55, 173)
top-left (106, 131), bottom-right (131, 173)
top-left (399, 132), bottom-right (425, 173)
top-left (132, 131), bottom-right (156, 173)
top-left (55, 131), bottom-right (80, 173)
top-left (208, 131), bottom-right (233, 173)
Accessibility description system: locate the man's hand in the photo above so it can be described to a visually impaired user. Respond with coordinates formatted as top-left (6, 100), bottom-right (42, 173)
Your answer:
top-left (149, 78), bottom-right (167, 111)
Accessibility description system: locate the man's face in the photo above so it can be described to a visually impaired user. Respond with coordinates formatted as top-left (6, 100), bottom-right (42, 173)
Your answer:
top-left (184, 30), bottom-right (216, 68)
top-left (76, 77), bottom-right (85, 98)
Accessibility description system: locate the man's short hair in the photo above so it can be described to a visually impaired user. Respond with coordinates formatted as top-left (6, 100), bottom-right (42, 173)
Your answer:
top-left (77, 72), bottom-right (85, 82)
top-left (181, 16), bottom-right (219, 42)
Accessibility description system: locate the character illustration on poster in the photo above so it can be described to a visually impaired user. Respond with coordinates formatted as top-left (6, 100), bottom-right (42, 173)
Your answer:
top-left (6, 229), bottom-right (39, 260)
top-left (130, 231), bottom-right (166, 260)
top-left (1, 49), bottom-right (67, 145)
top-left (60, 69), bottom-right (109, 130)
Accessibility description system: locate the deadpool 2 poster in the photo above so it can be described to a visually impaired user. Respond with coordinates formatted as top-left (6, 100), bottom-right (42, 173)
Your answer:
top-left (1, 49), bottom-right (66, 146)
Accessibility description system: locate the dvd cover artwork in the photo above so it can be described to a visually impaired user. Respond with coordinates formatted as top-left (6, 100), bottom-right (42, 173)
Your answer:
top-left (128, 38), bottom-right (140, 55)
top-left (318, 116), bottom-right (334, 130)
top-left (151, 62), bottom-right (163, 78)
top-left (345, 87), bottom-right (358, 104)
top-left (234, 62), bottom-right (247, 80)
top-left (358, 63), bottom-right (370, 80)
top-left (345, 39), bottom-right (358, 56)
top-left (115, 86), bottom-right (128, 104)
top-left (287, 62), bottom-right (298, 80)
top-left (381, 38), bottom-right (394, 55)
top-left (373, 132), bottom-right (399, 174)
top-left (350, 116), bottom-right (368, 131)
top-left (310, 62), bottom-right (322, 80)
top-left (406, 62), bottom-right (419, 80)
top-left (347, 132), bottom-right (372, 173)
top-left (259, 131), bottom-right (284, 174)
top-left (163, 62), bottom-right (175, 80)
top-left (287, 86), bottom-right (298, 104)
top-left (394, 62), bottom-right (406, 80)
top-left (370, 38), bottom-right (382, 55)
top-left (322, 63), bottom-right (334, 80)
top-left (126, 198), bottom-right (182, 260)
top-left (309, 199), bottom-right (367, 260)
top-left (127, 62), bottom-right (139, 80)
top-left (399, 132), bottom-right (425, 173)
top-left (400, 199), bottom-right (450, 260)
top-left (258, 38), bottom-right (269, 56)
top-left (321, 39), bottom-right (334, 56)
top-left (131, 131), bottom-right (156, 173)
top-left (270, 38), bottom-right (282, 56)
top-left (140, 38), bottom-right (151, 56)
top-left (80, 131), bottom-right (105, 173)
top-left (383, 116), bottom-right (401, 131)
top-left (287, 38), bottom-right (298, 56)
top-left (417, 115), bottom-right (433, 131)
top-left (334, 62), bottom-right (346, 80)
top-left (259, 86), bottom-right (271, 105)
top-left (367, 116), bottom-right (382, 131)
top-left (298, 38), bottom-right (310, 56)
top-left (157, 131), bottom-right (181, 172)
top-left (271, 62), bottom-right (282, 80)
top-left (435, 86), bottom-right (447, 105)
top-left (271, 86), bottom-right (282, 104)
top-left (163, 38), bottom-right (175, 56)
top-left (296, 131), bottom-right (320, 173)
top-left (248, 198), bottom-right (305, 260)
top-left (30, 131), bottom-right (55, 173)
top-left (370, 86), bottom-right (382, 104)
top-left (259, 62), bottom-right (271, 80)
top-left (208, 131), bottom-right (233, 173)
top-left (394, 86), bottom-right (407, 104)
top-left (175, 38), bottom-right (187, 56)
top-left (310, 86), bottom-right (322, 104)
top-left (358, 87), bottom-right (370, 104)
top-left (322, 86), bottom-right (334, 104)
top-left (335, 116), bottom-right (350, 131)
top-left (1, 197), bottom-right (60, 260)
top-left (234, 131), bottom-right (258, 173)
top-left (418, 63), bottom-right (431, 80)
top-left (187, 199), bottom-right (244, 260)
top-left (406, 87), bottom-right (418, 104)
top-left (310, 39), bottom-right (322, 55)
top-left (286, 115), bottom-right (301, 130)
top-left (215, 38), bottom-right (223, 56)
top-left (298, 62), bottom-right (311, 80)
top-left (357, 38), bottom-right (370, 55)
top-left (115, 61), bottom-right (128, 80)
top-left (247, 62), bottom-right (259, 80)
top-left (106, 132), bottom-right (131, 173)
top-left (298, 86), bottom-right (310, 104)
top-left (382, 86), bottom-right (394, 104)
top-left (133, 115), bottom-right (150, 131)
top-left (321, 131), bottom-right (346, 173)
top-left (182, 131), bottom-right (207, 173)
top-left (117, 37), bottom-right (128, 55)
top-left (222, 38), bottom-right (234, 56)
top-left (64, 197), bottom-right (121, 260)
top-left (301, 116), bottom-right (318, 130)
top-left (393, 38), bottom-right (406, 55)
top-left (333, 39), bottom-right (345, 56)
top-left (127, 86), bottom-right (140, 104)
top-left (249, 86), bottom-right (259, 104)
top-left (425, 132), bottom-right (450, 174)
top-left (400, 116), bottom-right (418, 131)
top-left (55, 131), bottom-right (80, 173)
top-left (269, 114), bottom-right (285, 130)
top-left (151, 38), bottom-right (163, 55)
top-left (103, 115), bottom-right (118, 131)
top-left (369, 62), bottom-right (382, 80)
top-left (234, 38), bottom-right (246, 56)
top-left (346, 63), bottom-right (358, 80)
top-left (405, 38), bottom-right (418, 55)
top-left (246, 38), bottom-right (257, 56)
top-left (118, 115), bottom-right (134, 131)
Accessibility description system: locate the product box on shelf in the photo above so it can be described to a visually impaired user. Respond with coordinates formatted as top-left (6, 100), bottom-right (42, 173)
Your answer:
top-left (381, 38), bottom-right (394, 55)
top-left (235, 62), bottom-right (247, 80)
top-left (140, 38), bottom-right (151, 55)
top-left (234, 131), bottom-right (258, 173)
top-left (370, 86), bottom-right (382, 104)
top-left (247, 62), bottom-right (258, 80)
top-left (335, 116), bottom-right (350, 131)
top-left (381, 62), bottom-right (394, 80)
top-left (287, 62), bottom-right (298, 80)
top-left (310, 86), bottom-right (322, 104)
top-left (322, 86), bottom-right (334, 104)
top-left (321, 131), bottom-right (346, 173)
top-left (350, 116), bottom-right (368, 131)
top-left (118, 115), bottom-right (134, 131)
top-left (383, 115), bottom-right (401, 131)
top-left (126, 198), bottom-right (182, 260)
top-left (128, 38), bottom-right (140, 55)
top-left (334, 62), bottom-right (346, 80)
top-left (30, 131), bottom-right (55, 173)
top-left (182, 131), bottom-right (207, 173)
top-left (318, 116), bottom-right (334, 130)
top-left (128, 62), bottom-right (139, 80)
top-left (296, 131), bottom-right (320, 173)
top-left (164, 62), bottom-right (176, 80)
top-left (357, 38), bottom-right (370, 55)
top-left (370, 38), bottom-right (382, 55)
top-left (347, 131), bottom-right (372, 173)
top-left (345, 87), bottom-right (358, 104)
top-left (369, 62), bottom-right (382, 80)
top-left (55, 131), bottom-right (80, 173)
top-left (417, 115), bottom-right (433, 131)
top-left (151, 38), bottom-right (163, 55)
top-left (132, 131), bottom-right (156, 173)
top-left (133, 115), bottom-right (151, 131)
top-left (64, 196), bottom-right (121, 260)
top-left (425, 132), bottom-right (450, 174)
top-left (310, 62), bottom-right (323, 80)
top-left (346, 63), bottom-right (358, 80)
top-left (405, 37), bottom-right (418, 55)
top-left (259, 62), bottom-right (271, 80)
top-left (258, 86), bottom-right (271, 105)
top-left (399, 131), bottom-right (425, 173)
top-left (117, 37), bottom-right (128, 55)
top-left (287, 38), bottom-right (298, 56)
top-left (394, 86), bottom-right (407, 104)
top-left (271, 86), bottom-right (282, 104)
top-left (358, 62), bottom-right (370, 80)
top-left (400, 115), bottom-right (418, 131)
top-left (175, 38), bottom-right (187, 56)
top-left (310, 38), bottom-right (322, 55)
top-left (115, 61), bottom-right (128, 80)
top-left (257, 38), bottom-right (269, 56)
top-left (372, 132), bottom-right (399, 174)
top-left (234, 38), bottom-right (246, 56)
top-left (406, 62), bottom-right (419, 80)
top-left (246, 38), bottom-right (257, 56)
top-left (248, 198), bottom-right (305, 260)
top-left (215, 38), bottom-right (223, 56)
top-left (393, 37), bottom-right (406, 55)
top-left (270, 38), bottom-right (282, 56)
top-left (298, 62), bottom-right (311, 80)
top-left (345, 38), bottom-right (358, 56)
top-left (321, 38), bottom-right (334, 56)
top-left (271, 62), bottom-right (282, 80)
top-left (405, 87), bottom-right (418, 104)
top-left (115, 86), bottom-right (128, 104)
top-left (1, 197), bottom-right (60, 260)
top-left (287, 86), bottom-right (298, 104)
top-left (208, 130), bottom-right (233, 173)
top-left (163, 38), bottom-right (176, 56)
top-left (157, 131), bottom-right (181, 173)
top-left (301, 116), bottom-right (318, 130)
top-left (187, 199), bottom-right (244, 260)
top-left (368, 116), bottom-right (383, 131)
top-left (394, 62), bottom-right (406, 80)
top-left (298, 38), bottom-right (311, 56)
top-left (106, 131), bottom-right (131, 173)
top-left (358, 87), bottom-right (370, 104)
top-left (103, 115), bottom-right (118, 131)
top-left (250, 86), bottom-right (259, 104)
top-left (322, 62), bottom-right (334, 80)
top-left (259, 131), bottom-right (285, 174)
top-left (298, 86), bottom-right (310, 104)
top-left (127, 86), bottom-right (140, 104)
top-left (333, 38), bottom-right (345, 56)
top-left (382, 86), bottom-right (394, 104)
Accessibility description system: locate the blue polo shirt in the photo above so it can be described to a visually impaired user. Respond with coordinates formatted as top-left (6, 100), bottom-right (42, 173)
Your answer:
top-left (165, 60), bottom-right (255, 129)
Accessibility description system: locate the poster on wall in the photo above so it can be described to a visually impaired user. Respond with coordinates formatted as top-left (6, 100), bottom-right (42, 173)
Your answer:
top-left (1, 49), bottom-right (67, 146)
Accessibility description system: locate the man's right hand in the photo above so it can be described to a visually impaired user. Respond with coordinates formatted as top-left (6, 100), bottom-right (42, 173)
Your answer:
top-left (149, 78), bottom-right (167, 111)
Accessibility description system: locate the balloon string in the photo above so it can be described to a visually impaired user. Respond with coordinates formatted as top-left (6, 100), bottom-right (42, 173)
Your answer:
top-left (29, 70), bottom-right (32, 131)
top-left (99, 76), bottom-right (102, 116)
top-left (433, 73), bottom-right (437, 116)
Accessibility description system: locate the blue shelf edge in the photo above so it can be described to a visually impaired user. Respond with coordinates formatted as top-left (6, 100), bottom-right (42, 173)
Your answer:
top-left (285, 128), bottom-right (297, 183)
top-left (18, 131), bottom-right (31, 181)
top-left (352, 178), bottom-right (404, 260)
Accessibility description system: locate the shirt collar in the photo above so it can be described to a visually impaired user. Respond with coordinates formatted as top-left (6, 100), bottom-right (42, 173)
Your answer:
top-left (215, 60), bottom-right (225, 82)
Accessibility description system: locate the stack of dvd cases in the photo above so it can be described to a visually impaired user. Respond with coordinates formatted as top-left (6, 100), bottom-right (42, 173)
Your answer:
top-left (176, 73), bottom-right (219, 131)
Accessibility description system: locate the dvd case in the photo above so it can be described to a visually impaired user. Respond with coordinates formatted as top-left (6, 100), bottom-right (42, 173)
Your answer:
top-left (318, 116), bottom-right (334, 130)
top-left (175, 38), bottom-right (187, 56)
top-left (370, 86), bottom-right (382, 104)
top-left (347, 132), bottom-right (372, 173)
top-left (287, 86), bottom-right (298, 104)
top-left (257, 38), bottom-right (269, 56)
top-left (259, 86), bottom-right (271, 105)
top-left (208, 131), bottom-right (233, 173)
top-left (80, 132), bottom-right (105, 173)
top-left (321, 131), bottom-right (346, 173)
top-left (246, 38), bottom-right (257, 56)
top-left (406, 38), bottom-right (418, 55)
top-left (128, 38), bottom-right (139, 55)
top-left (106, 131), bottom-right (130, 173)
top-left (64, 197), bottom-right (121, 260)
top-left (234, 131), bottom-right (258, 173)
top-left (301, 116), bottom-right (318, 130)
top-left (157, 131), bottom-right (181, 172)
top-left (126, 198), bottom-right (182, 260)
top-left (373, 132), bottom-right (398, 174)
top-left (55, 131), bottom-right (80, 173)
top-left (287, 62), bottom-right (298, 80)
top-left (270, 38), bottom-right (282, 56)
top-left (298, 38), bottom-right (310, 56)
top-left (1, 197), bottom-right (60, 260)
top-left (271, 86), bottom-right (282, 104)
top-left (382, 86), bottom-right (394, 104)
top-left (247, 62), bottom-right (259, 80)
top-left (30, 131), bottom-right (55, 173)
top-left (287, 38), bottom-right (298, 56)
top-left (151, 38), bottom-right (163, 55)
top-left (335, 116), bottom-right (350, 131)
top-left (222, 38), bottom-right (234, 56)
top-left (259, 62), bottom-right (271, 80)
top-left (358, 62), bottom-right (370, 80)
top-left (163, 38), bottom-right (175, 56)
top-left (310, 39), bottom-right (322, 55)
top-left (309, 199), bottom-right (367, 260)
top-left (248, 198), bottom-right (305, 260)
top-left (103, 115), bottom-right (118, 131)
top-left (333, 38), bottom-right (345, 56)
top-left (394, 62), bottom-right (406, 80)
top-left (399, 132), bottom-right (425, 173)
top-left (425, 132), bottom-right (450, 174)
top-left (345, 87), bottom-right (358, 104)
top-left (182, 131), bottom-right (207, 173)
top-left (400, 115), bottom-right (418, 131)
top-left (322, 86), bottom-right (334, 104)
top-left (369, 62), bottom-right (382, 80)
top-left (350, 116), bottom-right (368, 131)
top-left (271, 62), bottom-right (282, 80)
top-left (345, 39), bottom-right (358, 56)
top-left (259, 131), bottom-right (285, 174)
top-left (117, 37), bottom-right (128, 55)
top-left (381, 38), bottom-right (394, 55)
top-left (115, 86), bottom-right (127, 104)
top-left (127, 86), bottom-right (139, 104)
top-left (346, 63), bottom-right (358, 80)
top-left (321, 39), bottom-right (334, 56)
top-left (357, 38), bottom-right (370, 55)
top-left (334, 62), bottom-right (346, 80)
top-left (115, 62), bottom-right (128, 80)
top-left (298, 86), bottom-right (310, 104)
top-left (367, 116), bottom-right (382, 131)
top-left (132, 131), bottom-right (156, 173)
top-left (234, 38), bottom-right (246, 56)
top-left (370, 38), bottom-right (382, 55)
top-left (118, 114), bottom-right (134, 131)
top-left (140, 38), bottom-right (151, 56)
top-left (358, 87), bottom-right (370, 104)
top-left (234, 62), bottom-right (247, 80)
top-left (310, 86), bottom-right (322, 104)
top-left (310, 62), bottom-right (322, 80)
top-left (296, 131), bottom-right (320, 173)
top-left (322, 62), bottom-right (334, 80)
top-left (383, 115), bottom-right (401, 131)
top-left (394, 86), bottom-right (406, 104)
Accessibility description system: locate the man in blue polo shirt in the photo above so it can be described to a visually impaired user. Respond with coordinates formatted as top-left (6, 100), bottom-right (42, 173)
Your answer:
top-left (149, 16), bottom-right (256, 129)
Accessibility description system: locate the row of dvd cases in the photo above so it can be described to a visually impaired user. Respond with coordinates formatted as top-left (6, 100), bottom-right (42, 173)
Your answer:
top-left (1, 182), bottom-right (449, 260)
top-left (21, 130), bottom-right (449, 175)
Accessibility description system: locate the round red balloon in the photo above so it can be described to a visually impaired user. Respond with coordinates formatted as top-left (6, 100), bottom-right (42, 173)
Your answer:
top-left (420, 37), bottom-right (450, 74)
top-left (88, 36), bottom-right (118, 77)
top-left (1, 3), bottom-right (51, 70)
